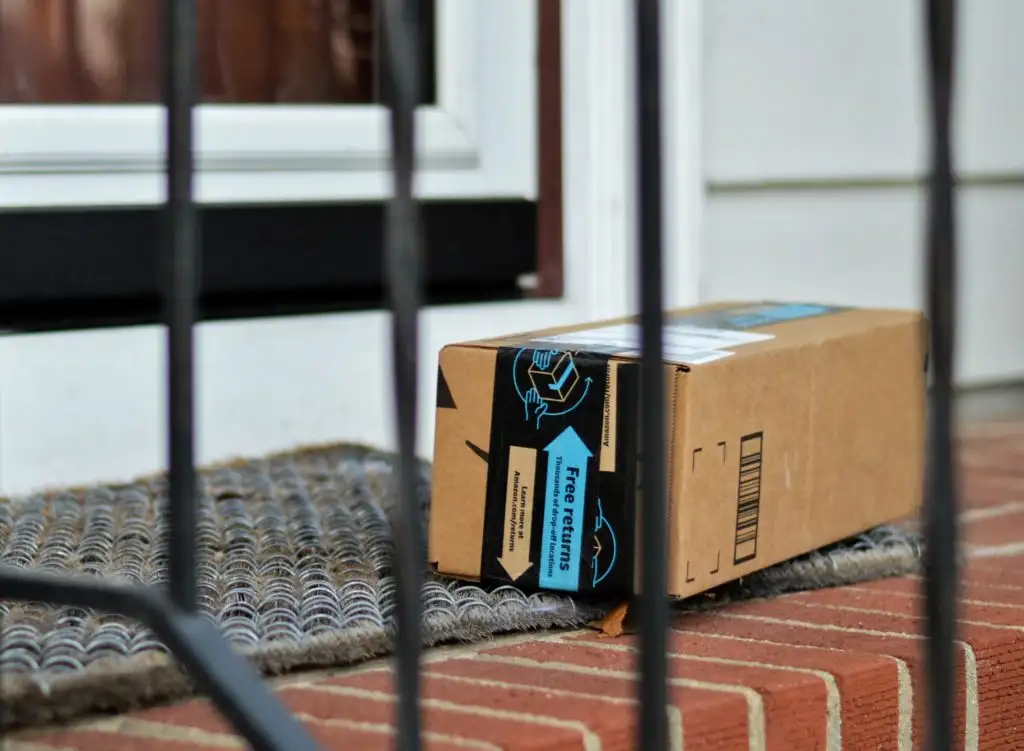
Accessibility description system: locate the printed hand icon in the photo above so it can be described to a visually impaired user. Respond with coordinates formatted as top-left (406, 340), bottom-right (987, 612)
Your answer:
top-left (531, 349), bottom-right (557, 370)
top-left (532, 400), bottom-right (549, 428)
top-left (523, 386), bottom-right (541, 418)
top-left (522, 387), bottom-right (550, 427)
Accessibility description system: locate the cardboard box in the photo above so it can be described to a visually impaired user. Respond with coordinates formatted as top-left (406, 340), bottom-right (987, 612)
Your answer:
top-left (428, 301), bottom-right (927, 599)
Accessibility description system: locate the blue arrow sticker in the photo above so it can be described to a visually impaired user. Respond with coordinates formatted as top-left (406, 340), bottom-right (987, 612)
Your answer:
top-left (539, 426), bottom-right (592, 591)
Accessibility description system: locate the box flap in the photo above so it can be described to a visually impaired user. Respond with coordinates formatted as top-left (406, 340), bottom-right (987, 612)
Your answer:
top-left (428, 345), bottom-right (497, 579)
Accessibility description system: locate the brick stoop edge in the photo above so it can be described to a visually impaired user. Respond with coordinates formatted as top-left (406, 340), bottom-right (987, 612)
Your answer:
top-left (11, 424), bottom-right (1024, 751)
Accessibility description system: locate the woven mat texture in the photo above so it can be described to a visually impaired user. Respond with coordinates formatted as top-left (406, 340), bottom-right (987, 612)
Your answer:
top-left (0, 443), bottom-right (922, 728)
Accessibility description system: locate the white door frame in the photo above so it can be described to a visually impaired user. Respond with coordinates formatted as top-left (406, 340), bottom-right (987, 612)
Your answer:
top-left (563, 0), bottom-right (704, 322)
top-left (0, 0), bottom-right (705, 495)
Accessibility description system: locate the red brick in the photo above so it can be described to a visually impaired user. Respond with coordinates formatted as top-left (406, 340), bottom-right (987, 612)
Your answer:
top-left (277, 683), bottom-right (589, 750)
top-left (962, 562), bottom-right (1024, 588)
top-left (741, 592), bottom-right (1024, 750)
top-left (422, 657), bottom-right (749, 750)
top-left (132, 701), bottom-right (233, 734)
top-left (854, 576), bottom-right (1024, 607)
top-left (962, 446), bottom-right (1023, 469)
top-left (478, 639), bottom-right (828, 751)
top-left (337, 663), bottom-right (649, 751)
top-left (111, 696), bottom-right (457, 751)
top-left (961, 474), bottom-right (1024, 509)
top-left (962, 510), bottom-right (1024, 548)
top-left (326, 655), bottom-right (751, 750)
top-left (960, 436), bottom-right (1024, 471)
top-left (727, 593), bottom-right (1010, 641)
top-left (792, 585), bottom-right (1024, 750)
top-left (674, 605), bottom-right (955, 748)
top-left (800, 584), bottom-right (1024, 628)
top-left (570, 629), bottom-right (903, 750)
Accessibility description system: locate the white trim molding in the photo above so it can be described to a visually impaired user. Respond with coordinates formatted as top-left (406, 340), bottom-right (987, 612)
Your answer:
top-left (558, 0), bottom-right (633, 321)
top-left (562, 0), bottom-right (705, 320)
top-left (663, 0), bottom-right (705, 306)
top-left (0, 0), bottom-right (537, 207)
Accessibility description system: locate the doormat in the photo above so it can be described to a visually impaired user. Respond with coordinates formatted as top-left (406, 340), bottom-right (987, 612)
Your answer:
top-left (0, 443), bottom-right (922, 729)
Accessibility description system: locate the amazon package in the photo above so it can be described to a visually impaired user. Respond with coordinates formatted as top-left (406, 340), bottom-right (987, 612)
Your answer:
top-left (428, 302), bottom-right (927, 599)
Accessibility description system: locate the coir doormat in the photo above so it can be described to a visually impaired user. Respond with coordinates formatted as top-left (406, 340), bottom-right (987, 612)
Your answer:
top-left (0, 443), bottom-right (922, 729)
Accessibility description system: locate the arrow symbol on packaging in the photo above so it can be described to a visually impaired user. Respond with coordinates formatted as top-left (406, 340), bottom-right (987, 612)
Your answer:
top-left (498, 446), bottom-right (538, 581)
top-left (538, 426), bottom-right (593, 591)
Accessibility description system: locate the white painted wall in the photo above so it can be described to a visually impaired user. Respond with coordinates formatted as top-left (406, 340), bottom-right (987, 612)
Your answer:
top-left (702, 0), bottom-right (1024, 385)
top-left (0, 0), bottom-right (704, 495)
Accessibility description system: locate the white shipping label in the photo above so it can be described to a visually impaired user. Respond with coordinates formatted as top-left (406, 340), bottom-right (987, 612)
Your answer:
top-left (532, 322), bottom-right (774, 366)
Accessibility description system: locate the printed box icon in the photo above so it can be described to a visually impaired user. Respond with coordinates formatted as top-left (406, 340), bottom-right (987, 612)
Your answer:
top-left (528, 351), bottom-right (579, 403)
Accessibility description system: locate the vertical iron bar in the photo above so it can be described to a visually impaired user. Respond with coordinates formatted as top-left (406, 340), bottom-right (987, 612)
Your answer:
top-left (164, 0), bottom-right (199, 612)
top-left (380, 1), bottom-right (425, 750)
top-left (634, 2), bottom-right (670, 750)
top-left (922, 0), bottom-right (958, 750)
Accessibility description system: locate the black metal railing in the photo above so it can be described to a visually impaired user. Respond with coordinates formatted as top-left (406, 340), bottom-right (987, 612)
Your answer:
top-left (922, 1), bottom-right (960, 750)
top-left (634, 2), bottom-right (670, 749)
top-left (0, 0), bottom-right (959, 749)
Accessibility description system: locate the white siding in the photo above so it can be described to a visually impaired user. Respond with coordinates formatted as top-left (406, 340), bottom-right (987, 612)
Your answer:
top-left (702, 0), bottom-right (1024, 384)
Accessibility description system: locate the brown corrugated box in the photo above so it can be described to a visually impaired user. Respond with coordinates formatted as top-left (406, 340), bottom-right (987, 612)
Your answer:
top-left (428, 302), bottom-right (927, 599)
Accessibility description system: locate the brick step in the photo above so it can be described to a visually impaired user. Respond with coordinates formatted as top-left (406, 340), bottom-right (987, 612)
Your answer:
top-left (15, 425), bottom-right (1024, 751)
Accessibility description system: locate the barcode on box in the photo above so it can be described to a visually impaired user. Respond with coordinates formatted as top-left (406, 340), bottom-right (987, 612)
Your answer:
top-left (733, 432), bottom-right (764, 564)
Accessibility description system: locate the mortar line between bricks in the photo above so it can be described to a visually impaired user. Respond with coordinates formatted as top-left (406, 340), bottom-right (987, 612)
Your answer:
top-left (655, 629), bottom-right (913, 751)
top-left (292, 712), bottom-right (503, 750)
top-left (959, 563), bottom-right (1024, 580)
top-left (960, 442), bottom-right (1024, 457)
top-left (960, 437), bottom-right (1024, 452)
top-left (5, 729), bottom-right (68, 747)
top-left (291, 682), bottom-right (603, 751)
top-left (714, 610), bottom-right (976, 750)
top-left (410, 671), bottom-right (684, 751)
top-left (581, 640), bottom-right (842, 751)
top-left (956, 421), bottom-right (1024, 439)
top-left (19, 703), bottom-right (505, 751)
top-left (472, 653), bottom-right (766, 751)
top-left (424, 670), bottom-right (633, 705)
top-left (892, 656), bottom-right (914, 751)
top-left (963, 649), bottom-right (979, 751)
top-left (791, 598), bottom-right (1024, 633)
top-left (960, 500), bottom-right (1024, 522)
top-left (278, 629), bottom-right (581, 689)
top-left (969, 541), bottom-right (1024, 558)
top-left (961, 476), bottom-right (1024, 493)
top-left (6, 742), bottom-right (76, 751)
top-left (960, 467), bottom-right (1024, 482)
top-left (15, 716), bottom-right (243, 748)
top-left (903, 573), bottom-right (1024, 591)
top-left (844, 583), bottom-right (1024, 610)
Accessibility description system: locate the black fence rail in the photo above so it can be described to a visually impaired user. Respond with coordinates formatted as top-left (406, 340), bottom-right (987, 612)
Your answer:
top-left (0, 0), bottom-right (960, 750)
